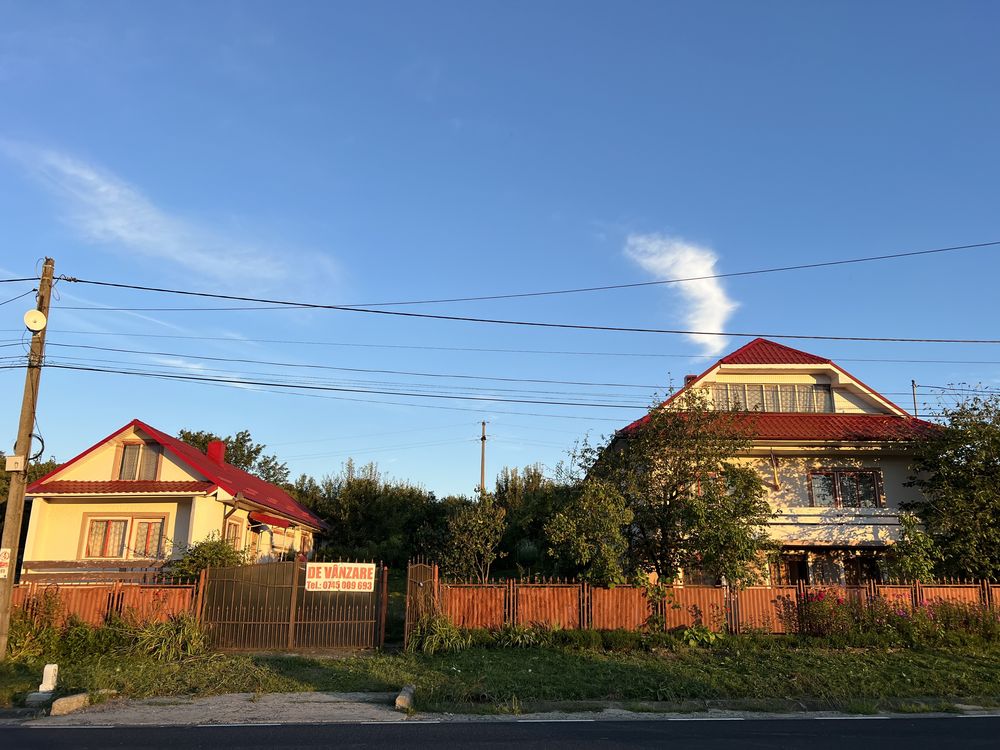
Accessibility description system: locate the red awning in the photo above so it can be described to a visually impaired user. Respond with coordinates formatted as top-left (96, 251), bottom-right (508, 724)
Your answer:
top-left (248, 511), bottom-right (291, 529)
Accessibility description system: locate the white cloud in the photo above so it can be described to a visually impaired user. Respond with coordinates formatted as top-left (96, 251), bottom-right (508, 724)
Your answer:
top-left (624, 233), bottom-right (738, 356)
top-left (2, 141), bottom-right (290, 285)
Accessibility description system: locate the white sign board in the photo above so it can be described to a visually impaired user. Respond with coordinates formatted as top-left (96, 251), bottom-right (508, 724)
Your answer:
top-left (0, 548), bottom-right (10, 580)
top-left (305, 562), bottom-right (376, 592)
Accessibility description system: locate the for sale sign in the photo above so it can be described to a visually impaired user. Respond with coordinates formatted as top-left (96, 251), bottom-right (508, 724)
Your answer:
top-left (305, 562), bottom-right (376, 592)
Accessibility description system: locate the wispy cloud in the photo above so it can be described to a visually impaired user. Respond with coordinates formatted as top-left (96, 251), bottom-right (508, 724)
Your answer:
top-left (2, 141), bottom-right (291, 285)
top-left (624, 233), bottom-right (738, 356)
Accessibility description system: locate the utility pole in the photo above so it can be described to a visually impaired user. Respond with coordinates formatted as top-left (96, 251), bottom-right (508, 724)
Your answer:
top-left (479, 420), bottom-right (487, 498)
top-left (911, 380), bottom-right (918, 418)
top-left (0, 258), bottom-right (54, 660)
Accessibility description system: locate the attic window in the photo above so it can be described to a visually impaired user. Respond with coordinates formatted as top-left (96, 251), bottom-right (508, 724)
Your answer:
top-left (713, 383), bottom-right (833, 413)
top-left (118, 443), bottom-right (161, 481)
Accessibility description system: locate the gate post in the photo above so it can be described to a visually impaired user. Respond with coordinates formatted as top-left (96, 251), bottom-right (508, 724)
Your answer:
top-left (287, 562), bottom-right (301, 650)
top-left (378, 566), bottom-right (389, 648)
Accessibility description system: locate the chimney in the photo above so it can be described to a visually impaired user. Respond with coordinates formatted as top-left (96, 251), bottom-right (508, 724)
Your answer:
top-left (684, 374), bottom-right (698, 386)
top-left (207, 440), bottom-right (226, 464)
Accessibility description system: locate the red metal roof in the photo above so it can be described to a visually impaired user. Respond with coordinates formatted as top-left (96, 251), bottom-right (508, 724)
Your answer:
top-left (28, 419), bottom-right (326, 530)
top-left (248, 511), bottom-right (291, 529)
top-left (620, 411), bottom-right (937, 442)
top-left (719, 338), bottom-right (831, 366)
top-left (31, 480), bottom-right (213, 494)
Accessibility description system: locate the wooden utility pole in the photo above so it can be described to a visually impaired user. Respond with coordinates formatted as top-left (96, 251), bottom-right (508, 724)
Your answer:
top-left (0, 258), bottom-right (54, 659)
top-left (479, 420), bottom-right (487, 498)
top-left (911, 380), bottom-right (918, 418)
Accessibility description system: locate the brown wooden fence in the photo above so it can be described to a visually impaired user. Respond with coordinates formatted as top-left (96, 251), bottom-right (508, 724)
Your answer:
top-left (406, 561), bottom-right (1000, 639)
top-left (12, 581), bottom-right (195, 625)
top-left (200, 561), bottom-right (389, 651)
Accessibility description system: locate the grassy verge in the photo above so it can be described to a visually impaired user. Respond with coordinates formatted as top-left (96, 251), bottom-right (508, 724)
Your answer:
top-left (4, 639), bottom-right (1000, 714)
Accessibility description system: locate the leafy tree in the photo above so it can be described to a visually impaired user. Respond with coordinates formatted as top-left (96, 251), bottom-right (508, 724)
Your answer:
top-left (494, 464), bottom-right (565, 570)
top-left (588, 389), bottom-right (772, 585)
top-left (303, 460), bottom-right (451, 567)
top-left (442, 495), bottom-right (506, 582)
top-left (905, 394), bottom-right (1000, 579)
top-left (545, 478), bottom-right (633, 584)
top-left (886, 512), bottom-right (940, 582)
top-left (178, 428), bottom-right (289, 484)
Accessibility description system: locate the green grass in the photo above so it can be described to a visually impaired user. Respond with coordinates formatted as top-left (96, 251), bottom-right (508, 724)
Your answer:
top-left (4, 640), bottom-right (1000, 714)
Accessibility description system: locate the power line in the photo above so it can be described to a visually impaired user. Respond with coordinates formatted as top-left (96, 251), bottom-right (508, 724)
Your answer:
top-left (40, 238), bottom-right (1000, 309)
top-left (0, 278), bottom-right (40, 285)
top-left (42, 363), bottom-right (652, 409)
top-left (0, 289), bottom-right (36, 307)
top-left (59, 275), bottom-right (1000, 344)
top-left (13, 328), bottom-right (1000, 364)
top-left (44, 342), bottom-right (666, 389)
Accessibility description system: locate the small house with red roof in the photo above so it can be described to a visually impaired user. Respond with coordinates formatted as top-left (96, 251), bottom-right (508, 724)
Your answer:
top-left (618, 338), bottom-right (936, 586)
top-left (20, 419), bottom-right (325, 581)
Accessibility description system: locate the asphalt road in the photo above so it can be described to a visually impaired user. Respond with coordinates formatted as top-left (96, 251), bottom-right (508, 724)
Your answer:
top-left (3, 716), bottom-right (999, 749)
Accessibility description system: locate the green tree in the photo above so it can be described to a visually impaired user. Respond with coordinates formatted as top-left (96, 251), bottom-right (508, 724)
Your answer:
top-left (589, 389), bottom-right (772, 585)
top-left (178, 428), bottom-right (289, 484)
top-left (442, 495), bottom-right (506, 582)
top-left (545, 478), bottom-right (633, 584)
top-left (886, 512), bottom-right (940, 582)
top-left (905, 394), bottom-right (1000, 579)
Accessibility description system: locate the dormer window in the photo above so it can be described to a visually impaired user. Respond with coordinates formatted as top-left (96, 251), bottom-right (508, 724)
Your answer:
top-left (713, 383), bottom-right (833, 413)
top-left (117, 442), bottom-right (161, 481)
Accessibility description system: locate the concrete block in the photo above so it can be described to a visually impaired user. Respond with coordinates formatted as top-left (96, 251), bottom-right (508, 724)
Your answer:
top-left (24, 692), bottom-right (53, 707)
top-left (394, 685), bottom-right (416, 712)
top-left (39, 664), bottom-right (58, 693)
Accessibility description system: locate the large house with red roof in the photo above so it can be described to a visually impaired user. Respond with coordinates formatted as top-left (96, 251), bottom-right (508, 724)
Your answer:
top-left (21, 419), bottom-right (325, 581)
top-left (619, 338), bottom-right (936, 585)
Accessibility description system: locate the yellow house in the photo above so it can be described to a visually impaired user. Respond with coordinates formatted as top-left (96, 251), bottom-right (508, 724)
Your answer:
top-left (22, 419), bottom-right (325, 581)
top-left (619, 338), bottom-right (937, 586)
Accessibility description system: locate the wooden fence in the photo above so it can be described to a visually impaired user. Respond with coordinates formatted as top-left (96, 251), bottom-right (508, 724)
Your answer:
top-left (12, 581), bottom-right (196, 625)
top-left (199, 561), bottom-right (389, 651)
top-left (406, 561), bottom-right (999, 638)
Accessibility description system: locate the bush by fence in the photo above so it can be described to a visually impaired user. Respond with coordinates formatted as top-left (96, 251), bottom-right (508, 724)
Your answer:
top-left (407, 561), bottom-right (1000, 641)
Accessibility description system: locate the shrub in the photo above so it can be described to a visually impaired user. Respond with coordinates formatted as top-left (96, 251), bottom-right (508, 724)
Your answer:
top-left (681, 623), bottom-right (721, 648)
top-left (493, 623), bottom-right (554, 648)
top-left (167, 535), bottom-right (248, 581)
top-left (466, 628), bottom-right (494, 648)
top-left (552, 628), bottom-right (603, 650)
top-left (406, 614), bottom-right (472, 655)
top-left (600, 628), bottom-right (642, 652)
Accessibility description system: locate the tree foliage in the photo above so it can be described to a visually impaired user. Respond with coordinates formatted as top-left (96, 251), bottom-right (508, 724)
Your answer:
top-left (544, 478), bottom-right (632, 584)
top-left (886, 512), bottom-right (940, 582)
top-left (167, 534), bottom-right (247, 580)
top-left (177, 428), bottom-right (289, 484)
top-left (905, 394), bottom-right (1000, 579)
top-left (292, 459), bottom-right (453, 567)
top-left (443, 494), bottom-right (506, 583)
top-left (588, 390), bottom-right (772, 585)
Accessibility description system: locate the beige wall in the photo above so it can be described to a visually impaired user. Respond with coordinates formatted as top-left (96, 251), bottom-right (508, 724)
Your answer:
top-left (734, 451), bottom-right (920, 548)
top-left (22, 496), bottom-right (193, 561)
top-left (50, 425), bottom-right (208, 483)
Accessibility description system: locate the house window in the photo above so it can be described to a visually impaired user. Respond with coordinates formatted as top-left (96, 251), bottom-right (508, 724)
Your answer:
top-left (713, 383), bottom-right (833, 413)
top-left (132, 519), bottom-right (165, 558)
top-left (85, 519), bottom-right (129, 558)
top-left (809, 470), bottom-right (882, 508)
top-left (225, 520), bottom-right (243, 550)
top-left (118, 443), bottom-right (161, 480)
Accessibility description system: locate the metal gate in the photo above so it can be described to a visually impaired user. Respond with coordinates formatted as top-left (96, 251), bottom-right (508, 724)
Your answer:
top-left (199, 561), bottom-right (388, 650)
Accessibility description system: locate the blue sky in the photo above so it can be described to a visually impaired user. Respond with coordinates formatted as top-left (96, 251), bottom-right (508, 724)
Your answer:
top-left (1, 1), bottom-right (998, 496)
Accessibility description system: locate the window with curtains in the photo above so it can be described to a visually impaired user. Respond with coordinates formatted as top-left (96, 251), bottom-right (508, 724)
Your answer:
top-left (132, 519), bottom-right (165, 558)
top-left (117, 443), bottom-right (161, 480)
top-left (84, 516), bottom-right (165, 558)
top-left (712, 383), bottom-right (834, 413)
top-left (85, 519), bottom-right (129, 558)
top-left (809, 469), bottom-right (882, 508)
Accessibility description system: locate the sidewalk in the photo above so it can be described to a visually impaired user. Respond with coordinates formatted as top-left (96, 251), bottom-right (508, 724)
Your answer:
top-left (9, 692), bottom-right (1000, 727)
